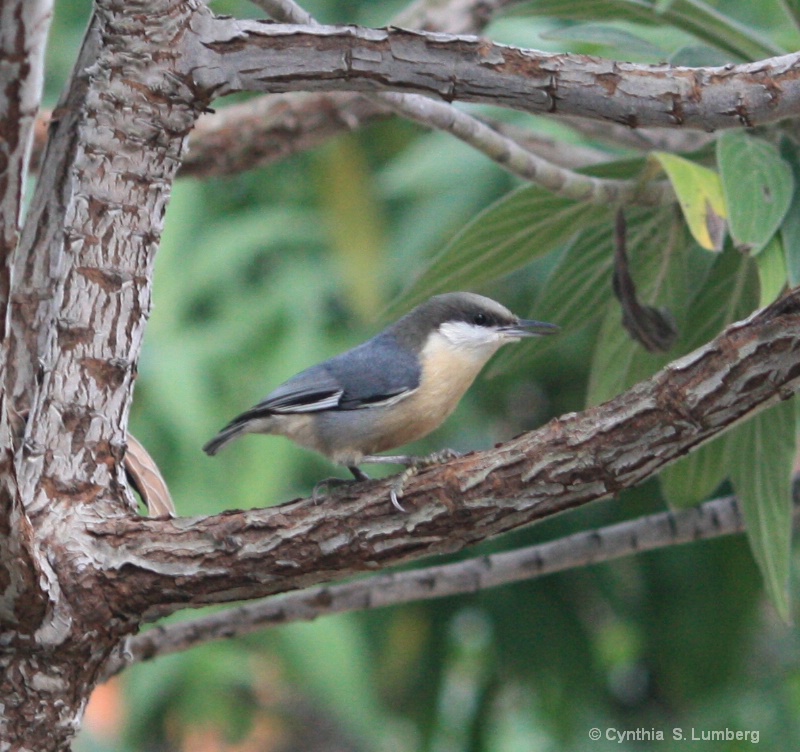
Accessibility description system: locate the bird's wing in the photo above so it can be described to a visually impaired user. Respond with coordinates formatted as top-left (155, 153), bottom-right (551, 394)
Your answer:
top-left (255, 365), bottom-right (344, 414)
top-left (251, 334), bottom-right (422, 415)
top-left (328, 333), bottom-right (421, 410)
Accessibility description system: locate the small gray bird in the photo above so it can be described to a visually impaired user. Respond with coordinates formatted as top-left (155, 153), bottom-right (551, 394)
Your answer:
top-left (203, 292), bottom-right (557, 508)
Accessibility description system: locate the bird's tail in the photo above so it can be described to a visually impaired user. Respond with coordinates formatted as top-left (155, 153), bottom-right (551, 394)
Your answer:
top-left (203, 421), bottom-right (248, 456)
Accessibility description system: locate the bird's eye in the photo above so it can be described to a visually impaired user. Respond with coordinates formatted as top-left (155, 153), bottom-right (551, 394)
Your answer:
top-left (473, 313), bottom-right (488, 326)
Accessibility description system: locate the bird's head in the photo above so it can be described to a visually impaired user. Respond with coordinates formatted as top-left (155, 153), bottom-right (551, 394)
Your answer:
top-left (394, 292), bottom-right (558, 362)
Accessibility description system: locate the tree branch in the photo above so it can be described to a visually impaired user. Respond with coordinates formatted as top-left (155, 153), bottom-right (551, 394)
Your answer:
top-left (255, 0), bottom-right (674, 204)
top-left (34, 0), bottom-right (509, 180)
top-left (182, 92), bottom-right (385, 177)
top-left (188, 18), bottom-right (800, 131)
top-left (0, 0), bottom-right (51, 282)
top-left (378, 92), bottom-right (674, 204)
top-left (0, 0), bottom-right (54, 632)
top-left (103, 487), bottom-right (795, 680)
top-left (1, 3), bottom-right (205, 742)
top-left (85, 287), bottom-right (800, 621)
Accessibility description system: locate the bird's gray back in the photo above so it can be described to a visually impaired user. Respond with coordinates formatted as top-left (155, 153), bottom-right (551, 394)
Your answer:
top-left (257, 331), bottom-right (420, 414)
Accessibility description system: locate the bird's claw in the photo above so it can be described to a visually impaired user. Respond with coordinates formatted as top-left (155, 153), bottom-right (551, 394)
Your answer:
top-left (312, 476), bottom-right (350, 503)
top-left (389, 469), bottom-right (412, 512)
top-left (388, 448), bottom-right (462, 513)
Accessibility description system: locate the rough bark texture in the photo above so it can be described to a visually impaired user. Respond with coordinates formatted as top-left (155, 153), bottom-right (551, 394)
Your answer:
top-left (190, 20), bottom-right (800, 130)
top-left (103, 487), bottom-right (763, 678)
top-left (0, 3), bottom-right (206, 748)
top-left (78, 291), bottom-right (800, 625)
top-left (1, 1), bottom-right (800, 749)
top-left (0, 0), bottom-right (54, 643)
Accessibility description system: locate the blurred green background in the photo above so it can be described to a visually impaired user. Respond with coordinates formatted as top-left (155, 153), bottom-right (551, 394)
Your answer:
top-left (38, 0), bottom-right (800, 749)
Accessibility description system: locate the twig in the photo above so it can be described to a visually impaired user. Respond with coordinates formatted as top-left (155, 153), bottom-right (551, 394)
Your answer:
top-left (103, 489), bottom-right (790, 680)
top-left (379, 92), bottom-right (674, 205)
top-left (248, 0), bottom-right (674, 205)
top-left (249, 0), bottom-right (313, 23)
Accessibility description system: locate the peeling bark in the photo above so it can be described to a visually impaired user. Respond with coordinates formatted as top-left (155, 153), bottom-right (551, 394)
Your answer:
top-left (83, 290), bottom-right (800, 622)
top-left (0, 0), bottom-right (54, 635)
top-left (104, 488), bottom-right (770, 678)
top-left (189, 20), bottom-right (800, 130)
top-left (1, 3), bottom-right (205, 748)
top-left (2, 1), bottom-right (800, 749)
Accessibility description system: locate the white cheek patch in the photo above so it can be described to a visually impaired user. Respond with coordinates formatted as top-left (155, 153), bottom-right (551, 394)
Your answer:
top-left (438, 321), bottom-right (504, 351)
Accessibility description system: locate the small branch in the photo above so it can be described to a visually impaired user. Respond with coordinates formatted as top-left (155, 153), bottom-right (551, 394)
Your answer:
top-left (188, 19), bottom-right (800, 131)
top-left (254, 0), bottom-right (673, 206)
top-left (182, 92), bottom-right (385, 177)
top-left (250, 0), bottom-right (313, 24)
top-left (379, 92), bottom-right (674, 205)
top-left (0, 0), bottom-right (52, 279)
top-left (475, 118), bottom-right (613, 170)
top-left (103, 489), bottom-right (799, 679)
top-left (85, 287), bottom-right (800, 620)
top-left (33, 0), bottom-right (504, 180)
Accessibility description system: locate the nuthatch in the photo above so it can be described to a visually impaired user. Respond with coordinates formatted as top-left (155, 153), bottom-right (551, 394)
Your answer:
top-left (203, 292), bottom-right (557, 509)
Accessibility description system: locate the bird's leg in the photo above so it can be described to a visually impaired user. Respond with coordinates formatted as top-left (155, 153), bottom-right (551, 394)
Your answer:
top-left (360, 450), bottom-right (462, 512)
top-left (349, 465), bottom-right (371, 482)
top-left (312, 465), bottom-right (371, 503)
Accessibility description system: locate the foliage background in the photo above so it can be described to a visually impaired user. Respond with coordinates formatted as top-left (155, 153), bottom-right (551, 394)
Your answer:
top-left (39, 0), bottom-right (800, 749)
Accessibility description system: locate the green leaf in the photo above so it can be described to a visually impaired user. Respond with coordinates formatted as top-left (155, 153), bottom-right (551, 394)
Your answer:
top-left (513, 0), bottom-right (784, 60)
top-left (779, 0), bottom-right (800, 32)
top-left (756, 235), bottom-right (788, 308)
top-left (659, 440), bottom-right (727, 508)
top-left (779, 137), bottom-right (800, 287)
top-left (535, 217), bottom-right (615, 326)
top-left (541, 23), bottom-right (666, 58)
top-left (488, 213), bottom-right (615, 375)
top-left (587, 207), bottom-right (690, 405)
top-left (728, 400), bottom-right (796, 622)
top-left (677, 246), bottom-right (759, 352)
top-left (653, 152), bottom-right (726, 252)
top-left (389, 185), bottom-right (608, 315)
top-left (717, 132), bottom-right (795, 254)
top-left (668, 45), bottom-right (736, 66)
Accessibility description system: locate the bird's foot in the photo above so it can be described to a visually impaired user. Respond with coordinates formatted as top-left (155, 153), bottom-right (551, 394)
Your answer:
top-left (387, 449), bottom-right (462, 513)
top-left (312, 476), bottom-right (353, 503)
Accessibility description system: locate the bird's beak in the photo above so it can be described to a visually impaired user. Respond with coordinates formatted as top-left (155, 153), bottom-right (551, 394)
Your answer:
top-left (500, 319), bottom-right (560, 338)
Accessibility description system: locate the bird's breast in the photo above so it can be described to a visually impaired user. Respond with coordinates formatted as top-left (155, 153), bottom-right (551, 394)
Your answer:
top-left (362, 332), bottom-right (498, 453)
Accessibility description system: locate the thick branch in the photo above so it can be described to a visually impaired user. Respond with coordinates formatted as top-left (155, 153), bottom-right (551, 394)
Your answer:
top-left (87, 288), bottom-right (800, 620)
top-left (103, 488), bottom-right (783, 679)
top-left (257, 0), bottom-right (672, 204)
top-left (0, 0), bottom-right (53, 634)
top-left (183, 92), bottom-right (384, 177)
top-left (35, 0), bottom-right (507, 180)
top-left (189, 19), bottom-right (800, 130)
top-left (2, 3), bottom-right (204, 746)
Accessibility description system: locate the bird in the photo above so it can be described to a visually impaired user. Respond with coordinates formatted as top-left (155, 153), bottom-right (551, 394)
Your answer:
top-left (203, 292), bottom-right (557, 510)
